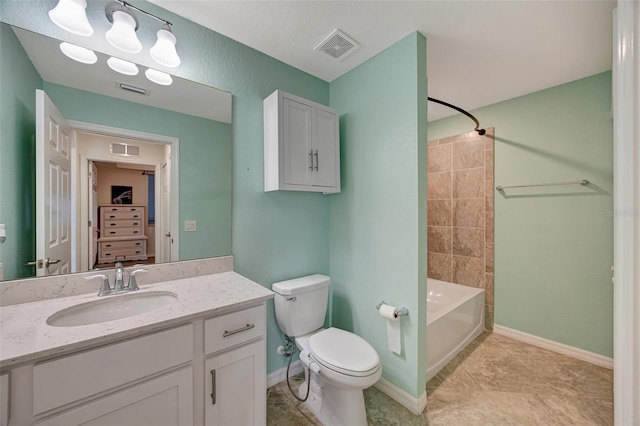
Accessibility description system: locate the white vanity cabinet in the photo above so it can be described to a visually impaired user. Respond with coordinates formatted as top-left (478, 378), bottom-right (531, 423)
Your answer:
top-left (3, 302), bottom-right (269, 426)
top-left (264, 89), bottom-right (340, 193)
top-left (204, 305), bottom-right (266, 426)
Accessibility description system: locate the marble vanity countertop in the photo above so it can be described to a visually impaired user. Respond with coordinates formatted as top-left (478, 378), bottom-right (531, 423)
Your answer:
top-left (0, 272), bottom-right (274, 369)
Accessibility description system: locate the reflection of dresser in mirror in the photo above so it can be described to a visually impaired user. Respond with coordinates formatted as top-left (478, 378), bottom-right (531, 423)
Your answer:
top-left (97, 205), bottom-right (148, 264)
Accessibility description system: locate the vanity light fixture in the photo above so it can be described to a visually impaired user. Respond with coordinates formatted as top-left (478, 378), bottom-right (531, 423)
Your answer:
top-left (145, 68), bottom-right (173, 86)
top-left (149, 25), bottom-right (181, 68)
top-left (105, 1), bottom-right (181, 67)
top-left (48, 0), bottom-right (94, 37)
top-left (59, 42), bottom-right (97, 64)
top-left (105, 2), bottom-right (142, 54)
top-left (107, 57), bottom-right (139, 75)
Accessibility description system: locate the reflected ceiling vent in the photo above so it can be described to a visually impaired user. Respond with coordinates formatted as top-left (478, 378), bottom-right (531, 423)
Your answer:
top-left (110, 143), bottom-right (141, 157)
top-left (116, 81), bottom-right (150, 96)
top-left (314, 29), bottom-right (360, 60)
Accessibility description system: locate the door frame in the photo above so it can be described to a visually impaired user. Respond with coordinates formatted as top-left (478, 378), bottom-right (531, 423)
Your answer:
top-left (613, 2), bottom-right (640, 424)
top-left (69, 121), bottom-right (180, 270)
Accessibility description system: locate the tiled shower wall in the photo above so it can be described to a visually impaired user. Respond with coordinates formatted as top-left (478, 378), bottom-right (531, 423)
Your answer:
top-left (427, 128), bottom-right (495, 329)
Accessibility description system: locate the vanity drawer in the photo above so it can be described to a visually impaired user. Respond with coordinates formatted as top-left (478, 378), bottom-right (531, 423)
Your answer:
top-left (204, 305), bottom-right (265, 355)
top-left (99, 247), bottom-right (147, 262)
top-left (33, 324), bottom-right (193, 415)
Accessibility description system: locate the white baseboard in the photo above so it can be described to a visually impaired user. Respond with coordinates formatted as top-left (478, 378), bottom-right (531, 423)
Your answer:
top-left (373, 377), bottom-right (427, 416)
top-left (493, 325), bottom-right (613, 369)
top-left (266, 360), bottom-right (304, 389)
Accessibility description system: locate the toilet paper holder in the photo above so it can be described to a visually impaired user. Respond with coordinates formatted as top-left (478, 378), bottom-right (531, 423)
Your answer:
top-left (376, 301), bottom-right (409, 317)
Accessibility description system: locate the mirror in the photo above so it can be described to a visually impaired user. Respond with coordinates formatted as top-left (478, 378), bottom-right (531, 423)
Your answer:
top-left (0, 23), bottom-right (233, 282)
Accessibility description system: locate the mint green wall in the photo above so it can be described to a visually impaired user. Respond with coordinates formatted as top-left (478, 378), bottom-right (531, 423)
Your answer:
top-left (0, 24), bottom-right (42, 280)
top-left (329, 33), bottom-right (428, 398)
top-left (428, 72), bottom-right (613, 357)
top-left (42, 82), bottom-right (233, 261)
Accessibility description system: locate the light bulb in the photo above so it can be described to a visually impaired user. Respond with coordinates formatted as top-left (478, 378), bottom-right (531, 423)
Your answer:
top-left (48, 0), bottom-right (94, 36)
top-left (59, 42), bottom-right (97, 64)
top-left (145, 68), bottom-right (173, 86)
top-left (107, 57), bottom-right (139, 76)
top-left (150, 26), bottom-right (181, 68)
top-left (105, 10), bottom-right (142, 54)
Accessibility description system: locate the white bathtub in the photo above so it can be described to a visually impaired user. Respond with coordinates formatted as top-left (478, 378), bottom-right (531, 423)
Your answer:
top-left (426, 278), bottom-right (485, 382)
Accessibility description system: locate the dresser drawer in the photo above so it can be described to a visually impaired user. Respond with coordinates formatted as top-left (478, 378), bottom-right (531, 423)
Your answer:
top-left (103, 227), bottom-right (143, 237)
top-left (103, 219), bottom-right (142, 228)
top-left (99, 247), bottom-right (147, 262)
top-left (102, 211), bottom-right (144, 220)
top-left (100, 239), bottom-right (145, 250)
top-left (204, 305), bottom-right (265, 355)
top-left (33, 324), bottom-right (193, 415)
top-left (102, 206), bottom-right (143, 214)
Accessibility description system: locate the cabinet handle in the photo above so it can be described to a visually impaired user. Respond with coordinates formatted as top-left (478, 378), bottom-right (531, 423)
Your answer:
top-left (210, 370), bottom-right (216, 405)
top-left (222, 323), bottom-right (255, 338)
top-left (309, 150), bottom-right (314, 170)
top-left (314, 150), bottom-right (319, 171)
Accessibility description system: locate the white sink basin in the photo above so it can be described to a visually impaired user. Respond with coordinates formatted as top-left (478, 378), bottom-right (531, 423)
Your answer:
top-left (47, 291), bottom-right (178, 327)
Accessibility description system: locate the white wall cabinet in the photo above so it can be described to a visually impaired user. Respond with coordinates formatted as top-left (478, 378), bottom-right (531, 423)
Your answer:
top-left (264, 89), bottom-right (340, 193)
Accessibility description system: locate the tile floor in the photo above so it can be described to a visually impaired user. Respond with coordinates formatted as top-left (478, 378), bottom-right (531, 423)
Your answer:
top-left (266, 331), bottom-right (613, 425)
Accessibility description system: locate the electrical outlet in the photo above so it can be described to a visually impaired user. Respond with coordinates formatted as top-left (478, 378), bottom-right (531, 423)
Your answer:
top-left (184, 220), bottom-right (197, 232)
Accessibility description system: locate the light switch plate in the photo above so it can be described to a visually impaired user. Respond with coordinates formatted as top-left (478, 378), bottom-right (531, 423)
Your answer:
top-left (184, 220), bottom-right (197, 232)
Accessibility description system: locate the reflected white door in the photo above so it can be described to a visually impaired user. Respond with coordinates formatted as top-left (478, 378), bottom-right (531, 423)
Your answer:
top-left (88, 161), bottom-right (98, 269)
top-left (161, 160), bottom-right (171, 262)
top-left (35, 89), bottom-right (72, 276)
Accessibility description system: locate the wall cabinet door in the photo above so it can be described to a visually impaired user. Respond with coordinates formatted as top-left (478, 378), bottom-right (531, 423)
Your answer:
top-left (205, 340), bottom-right (266, 426)
top-left (35, 367), bottom-right (193, 426)
top-left (283, 98), bottom-right (314, 187)
top-left (312, 107), bottom-right (338, 188)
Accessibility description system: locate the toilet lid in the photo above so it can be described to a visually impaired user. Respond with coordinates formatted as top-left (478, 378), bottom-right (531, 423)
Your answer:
top-left (309, 328), bottom-right (380, 376)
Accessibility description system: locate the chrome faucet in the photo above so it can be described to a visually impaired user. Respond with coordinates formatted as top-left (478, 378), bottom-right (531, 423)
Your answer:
top-left (85, 263), bottom-right (147, 296)
top-left (113, 262), bottom-right (126, 292)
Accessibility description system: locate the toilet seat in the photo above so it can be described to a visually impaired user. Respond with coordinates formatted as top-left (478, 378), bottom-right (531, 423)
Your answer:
top-left (309, 328), bottom-right (380, 377)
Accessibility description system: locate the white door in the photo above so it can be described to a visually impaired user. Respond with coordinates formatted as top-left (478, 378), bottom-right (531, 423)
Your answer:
top-left (205, 341), bottom-right (266, 426)
top-left (161, 159), bottom-right (172, 262)
top-left (34, 367), bottom-right (193, 426)
top-left (88, 161), bottom-right (98, 269)
top-left (34, 90), bottom-right (72, 276)
top-left (283, 97), bottom-right (313, 186)
top-left (312, 107), bottom-right (339, 188)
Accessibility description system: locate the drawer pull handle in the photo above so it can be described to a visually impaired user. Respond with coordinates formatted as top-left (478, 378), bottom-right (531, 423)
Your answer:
top-left (109, 215), bottom-right (115, 218)
top-left (109, 231), bottom-right (116, 234)
top-left (223, 323), bottom-right (255, 338)
top-left (105, 244), bottom-right (112, 248)
top-left (131, 208), bottom-right (137, 211)
top-left (133, 215), bottom-right (139, 218)
top-left (210, 369), bottom-right (216, 405)
top-left (110, 223), bottom-right (116, 226)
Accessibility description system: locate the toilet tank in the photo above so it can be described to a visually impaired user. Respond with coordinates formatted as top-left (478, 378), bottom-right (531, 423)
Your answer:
top-left (272, 274), bottom-right (330, 337)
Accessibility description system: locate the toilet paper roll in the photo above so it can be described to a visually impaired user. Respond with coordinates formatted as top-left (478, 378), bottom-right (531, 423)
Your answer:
top-left (379, 304), bottom-right (401, 355)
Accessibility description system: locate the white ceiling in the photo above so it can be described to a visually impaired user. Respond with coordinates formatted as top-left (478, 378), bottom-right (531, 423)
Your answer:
top-left (149, 0), bottom-right (615, 121)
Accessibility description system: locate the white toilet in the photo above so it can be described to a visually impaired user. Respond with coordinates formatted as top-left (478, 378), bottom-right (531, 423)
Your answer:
top-left (272, 274), bottom-right (381, 426)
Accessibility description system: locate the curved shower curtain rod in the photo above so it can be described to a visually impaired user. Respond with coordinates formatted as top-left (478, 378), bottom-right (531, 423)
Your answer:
top-left (428, 97), bottom-right (486, 136)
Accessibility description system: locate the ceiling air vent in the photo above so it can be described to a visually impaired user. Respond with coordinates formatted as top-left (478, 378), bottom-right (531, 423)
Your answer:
top-left (110, 143), bottom-right (141, 157)
top-left (116, 81), bottom-right (150, 96)
top-left (314, 29), bottom-right (360, 60)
